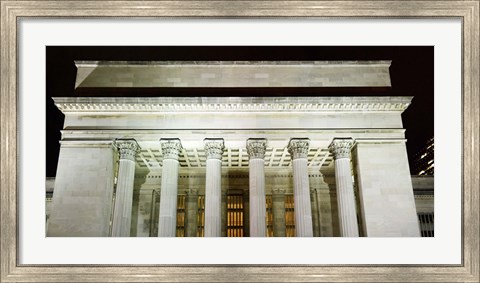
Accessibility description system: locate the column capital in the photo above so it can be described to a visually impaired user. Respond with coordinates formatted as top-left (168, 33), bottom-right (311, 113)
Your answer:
top-left (114, 138), bottom-right (140, 161)
top-left (287, 138), bottom-right (310, 160)
top-left (246, 138), bottom-right (267, 159)
top-left (328, 138), bottom-right (354, 160)
top-left (204, 138), bottom-right (225, 160)
top-left (160, 138), bottom-right (183, 160)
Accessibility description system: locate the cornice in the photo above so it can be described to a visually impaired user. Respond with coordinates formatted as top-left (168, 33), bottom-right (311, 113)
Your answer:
top-left (53, 96), bottom-right (413, 113)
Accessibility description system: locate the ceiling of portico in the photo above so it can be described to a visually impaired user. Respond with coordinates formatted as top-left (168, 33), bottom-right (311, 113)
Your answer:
top-left (135, 146), bottom-right (334, 170)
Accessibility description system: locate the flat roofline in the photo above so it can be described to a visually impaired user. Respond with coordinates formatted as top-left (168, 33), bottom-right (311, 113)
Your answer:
top-left (75, 60), bottom-right (392, 68)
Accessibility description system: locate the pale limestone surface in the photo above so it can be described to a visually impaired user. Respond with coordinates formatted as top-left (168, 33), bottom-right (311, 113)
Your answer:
top-left (248, 158), bottom-right (267, 237)
top-left (247, 139), bottom-right (267, 237)
top-left (329, 139), bottom-right (359, 237)
top-left (48, 61), bottom-right (425, 238)
top-left (310, 189), bottom-right (320, 237)
top-left (110, 158), bottom-right (136, 237)
top-left (158, 159), bottom-right (180, 237)
top-left (74, 61), bottom-right (392, 88)
top-left (333, 158), bottom-right (359, 237)
top-left (272, 188), bottom-right (286, 237)
top-left (47, 143), bottom-right (115, 237)
top-left (185, 189), bottom-right (198, 237)
top-left (353, 142), bottom-right (421, 237)
top-left (204, 159), bottom-right (222, 237)
top-left (131, 187), bottom-right (154, 237)
top-left (289, 141), bottom-right (314, 237)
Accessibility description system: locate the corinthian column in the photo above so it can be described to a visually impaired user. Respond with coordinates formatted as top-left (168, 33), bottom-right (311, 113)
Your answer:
top-left (329, 138), bottom-right (359, 237)
top-left (246, 138), bottom-right (267, 237)
top-left (287, 138), bottom-right (313, 237)
top-left (158, 138), bottom-right (182, 237)
top-left (204, 138), bottom-right (225, 237)
top-left (111, 139), bottom-right (140, 237)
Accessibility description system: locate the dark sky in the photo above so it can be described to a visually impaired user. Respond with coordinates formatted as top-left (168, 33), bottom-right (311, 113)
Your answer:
top-left (46, 46), bottom-right (434, 177)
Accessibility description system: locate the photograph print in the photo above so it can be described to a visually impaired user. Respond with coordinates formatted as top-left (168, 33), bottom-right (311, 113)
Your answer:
top-left (45, 46), bottom-right (434, 238)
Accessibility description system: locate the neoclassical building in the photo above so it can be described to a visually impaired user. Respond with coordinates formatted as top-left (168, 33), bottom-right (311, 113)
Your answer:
top-left (47, 61), bottom-right (430, 237)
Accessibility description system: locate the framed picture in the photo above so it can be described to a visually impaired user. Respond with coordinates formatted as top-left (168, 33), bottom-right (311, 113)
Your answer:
top-left (1, 1), bottom-right (478, 282)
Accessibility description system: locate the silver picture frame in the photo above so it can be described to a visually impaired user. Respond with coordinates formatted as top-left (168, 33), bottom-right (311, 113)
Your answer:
top-left (1, 1), bottom-right (478, 282)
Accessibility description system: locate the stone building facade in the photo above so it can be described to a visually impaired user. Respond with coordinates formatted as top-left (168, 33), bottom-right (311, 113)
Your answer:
top-left (46, 61), bottom-right (430, 237)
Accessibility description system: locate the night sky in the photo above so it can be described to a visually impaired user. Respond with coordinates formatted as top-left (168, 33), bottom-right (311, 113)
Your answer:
top-left (46, 46), bottom-right (434, 177)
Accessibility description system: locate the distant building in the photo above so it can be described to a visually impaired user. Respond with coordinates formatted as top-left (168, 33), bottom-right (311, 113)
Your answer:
top-left (412, 137), bottom-right (434, 175)
top-left (411, 175), bottom-right (434, 237)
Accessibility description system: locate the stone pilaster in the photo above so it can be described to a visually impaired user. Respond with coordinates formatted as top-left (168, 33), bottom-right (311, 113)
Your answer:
top-left (243, 190), bottom-right (250, 237)
top-left (310, 188), bottom-right (320, 237)
top-left (111, 139), bottom-right (140, 237)
top-left (272, 188), bottom-right (286, 237)
top-left (287, 138), bottom-right (313, 237)
top-left (221, 188), bottom-right (227, 237)
top-left (316, 173), bottom-right (335, 237)
top-left (204, 138), bottom-right (225, 237)
top-left (185, 188), bottom-right (198, 237)
top-left (328, 138), bottom-right (359, 237)
top-left (247, 138), bottom-right (267, 237)
top-left (158, 138), bottom-right (182, 237)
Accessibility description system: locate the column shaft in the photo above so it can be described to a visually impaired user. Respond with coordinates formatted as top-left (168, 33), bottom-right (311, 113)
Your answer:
top-left (288, 138), bottom-right (313, 237)
top-left (203, 138), bottom-right (225, 237)
top-left (249, 158), bottom-right (266, 236)
top-left (111, 159), bottom-right (136, 236)
top-left (334, 158), bottom-right (359, 236)
top-left (204, 158), bottom-right (222, 237)
top-left (158, 159), bottom-right (180, 237)
top-left (158, 139), bottom-right (182, 237)
top-left (292, 158), bottom-right (314, 237)
top-left (329, 138), bottom-right (359, 237)
top-left (272, 189), bottom-right (286, 237)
